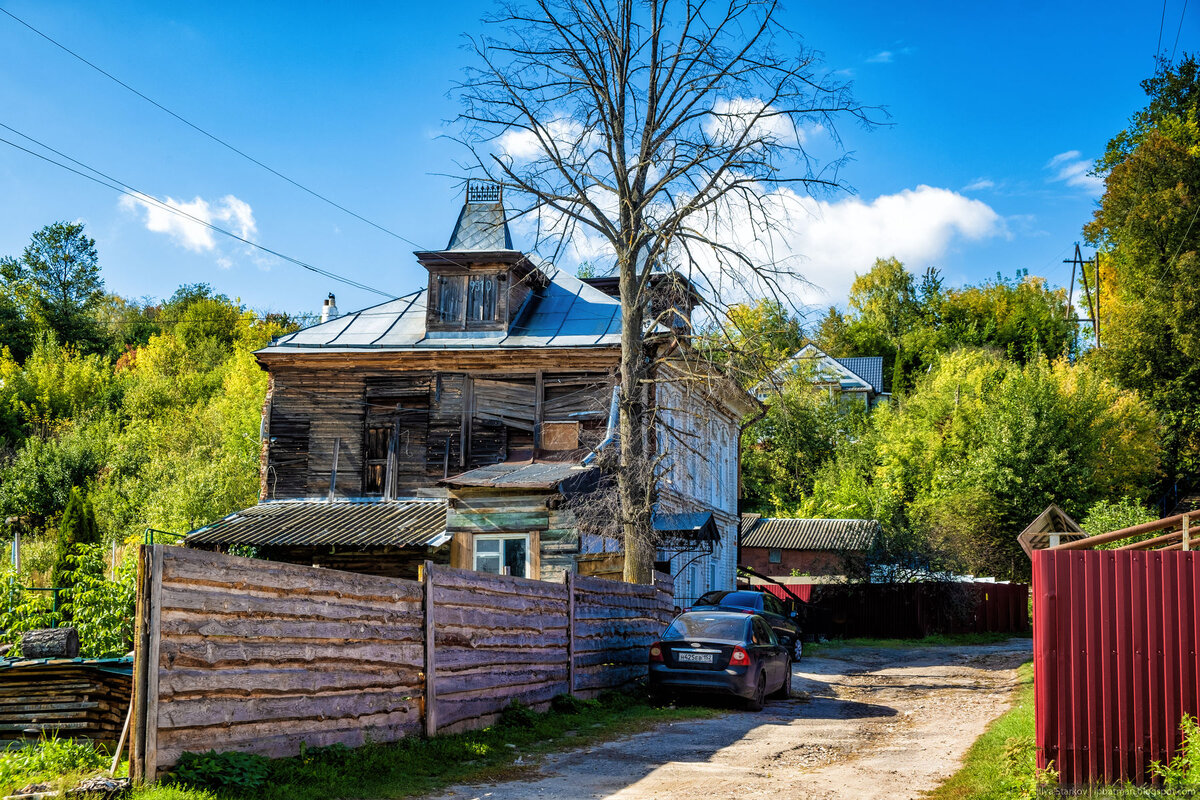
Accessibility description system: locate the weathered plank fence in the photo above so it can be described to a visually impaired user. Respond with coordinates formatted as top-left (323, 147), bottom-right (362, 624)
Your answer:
top-left (131, 545), bottom-right (673, 781)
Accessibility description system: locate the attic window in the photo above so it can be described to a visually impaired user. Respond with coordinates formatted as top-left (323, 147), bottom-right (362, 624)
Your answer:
top-left (467, 275), bottom-right (499, 321)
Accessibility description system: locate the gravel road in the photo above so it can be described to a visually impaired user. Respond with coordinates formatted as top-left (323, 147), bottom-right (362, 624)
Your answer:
top-left (426, 637), bottom-right (1032, 800)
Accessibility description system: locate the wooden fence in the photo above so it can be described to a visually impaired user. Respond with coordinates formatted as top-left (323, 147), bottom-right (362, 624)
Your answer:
top-left (1033, 549), bottom-right (1200, 786)
top-left (131, 545), bottom-right (673, 781)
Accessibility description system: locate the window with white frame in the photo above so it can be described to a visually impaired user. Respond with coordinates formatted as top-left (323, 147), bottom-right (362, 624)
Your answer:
top-left (473, 534), bottom-right (530, 578)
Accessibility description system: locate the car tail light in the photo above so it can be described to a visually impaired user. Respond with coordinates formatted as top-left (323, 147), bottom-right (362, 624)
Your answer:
top-left (730, 645), bottom-right (749, 664)
top-left (649, 642), bottom-right (664, 663)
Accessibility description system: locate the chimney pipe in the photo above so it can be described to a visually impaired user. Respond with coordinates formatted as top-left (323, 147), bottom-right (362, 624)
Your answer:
top-left (321, 293), bottom-right (338, 323)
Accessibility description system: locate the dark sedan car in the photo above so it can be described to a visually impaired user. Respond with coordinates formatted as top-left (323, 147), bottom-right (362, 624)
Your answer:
top-left (649, 611), bottom-right (792, 710)
top-left (691, 590), bottom-right (804, 661)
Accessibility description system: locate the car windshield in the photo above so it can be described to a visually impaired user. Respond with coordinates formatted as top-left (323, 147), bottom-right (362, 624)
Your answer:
top-left (711, 591), bottom-right (763, 610)
top-left (693, 591), bottom-right (731, 606)
top-left (662, 614), bottom-right (747, 642)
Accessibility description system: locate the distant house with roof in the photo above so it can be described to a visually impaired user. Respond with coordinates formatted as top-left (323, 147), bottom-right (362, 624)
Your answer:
top-left (185, 183), bottom-right (756, 606)
top-left (738, 514), bottom-right (881, 578)
top-left (754, 343), bottom-right (890, 409)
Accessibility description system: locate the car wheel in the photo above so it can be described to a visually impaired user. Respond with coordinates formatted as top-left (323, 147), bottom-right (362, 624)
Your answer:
top-left (744, 671), bottom-right (766, 712)
top-left (770, 657), bottom-right (793, 699)
top-left (793, 637), bottom-right (803, 662)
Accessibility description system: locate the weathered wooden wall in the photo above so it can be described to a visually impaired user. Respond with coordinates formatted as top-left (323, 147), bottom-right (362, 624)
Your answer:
top-left (0, 663), bottom-right (132, 744)
top-left (263, 367), bottom-right (612, 502)
top-left (133, 547), bottom-right (673, 782)
top-left (133, 547), bottom-right (425, 781)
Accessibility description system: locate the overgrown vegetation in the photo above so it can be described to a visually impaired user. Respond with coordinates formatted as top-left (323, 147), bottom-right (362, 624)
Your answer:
top-left (0, 733), bottom-right (112, 797)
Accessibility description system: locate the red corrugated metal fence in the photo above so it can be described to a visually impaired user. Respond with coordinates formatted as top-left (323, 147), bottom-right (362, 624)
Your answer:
top-left (1033, 549), bottom-right (1200, 785)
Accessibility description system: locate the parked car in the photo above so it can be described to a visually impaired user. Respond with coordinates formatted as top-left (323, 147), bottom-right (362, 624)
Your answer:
top-left (648, 611), bottom-right (792, 711)
top-left (691, 590), bottom-right (804, 660)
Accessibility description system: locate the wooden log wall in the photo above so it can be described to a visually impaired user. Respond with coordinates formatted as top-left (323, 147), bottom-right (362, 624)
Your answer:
top-left (135, 547), bottom-right (425, 780)
top-left (429, 564), bottom-right (570, 733)
top-left (572, 573), bottom-right (675, 695)
top-left (133, 547), bottom-right (673, 781)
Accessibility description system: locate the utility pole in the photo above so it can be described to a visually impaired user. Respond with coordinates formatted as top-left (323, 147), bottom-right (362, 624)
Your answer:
top-left (1064, 244), bottom-right (1100, 348)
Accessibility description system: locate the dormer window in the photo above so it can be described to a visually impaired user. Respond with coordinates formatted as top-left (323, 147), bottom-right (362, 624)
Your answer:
top-left (437, 275), bottom-right (464, 323)
top-left (467, 274), bottom-right (500, 321)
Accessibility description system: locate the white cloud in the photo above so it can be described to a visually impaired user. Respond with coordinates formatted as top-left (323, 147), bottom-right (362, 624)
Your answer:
top-left (1045, 151), bottom-right (1104, 193)
top-left (498, 118), bottom-right (593, 163)
top-left (704, 97), bottom-right (802, 146)
top-left (119, 192), bottom-right (258, 253)
top-left (739, 185), bottom-right (1006, 305)
top-left (963, 178), bottom-right (995, 191)
top-left (867, 50), bottom-right (894, 63)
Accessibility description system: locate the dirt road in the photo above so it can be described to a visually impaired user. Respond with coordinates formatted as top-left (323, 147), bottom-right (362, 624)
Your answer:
top-left (427, 638), bottom-right (1032, 800)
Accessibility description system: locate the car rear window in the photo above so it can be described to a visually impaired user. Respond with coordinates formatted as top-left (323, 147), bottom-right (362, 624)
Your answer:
top-left (693, 591), bottom-right (731, 606)
top-left (663, 615), bottom-right (747, 641)
top-left (716, 591), bottom-right (764, 610)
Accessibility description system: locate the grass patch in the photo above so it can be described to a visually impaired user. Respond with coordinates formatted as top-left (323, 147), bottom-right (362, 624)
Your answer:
top-left (926, 661), bottom-right (1039, 800)
top-left (132, 690), bottom-right (719, 800)
top-left (805, 631), bottom-right (1024, 657)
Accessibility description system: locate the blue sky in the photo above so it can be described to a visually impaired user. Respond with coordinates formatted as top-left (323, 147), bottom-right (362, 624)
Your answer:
top-left (0, 1), bottom-right (1191, 321)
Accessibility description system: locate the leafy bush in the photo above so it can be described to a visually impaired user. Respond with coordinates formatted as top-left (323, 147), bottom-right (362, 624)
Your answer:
top-left (496, 699), bottom-right (539, 730)
top-left (65, 544), bottom-right (136, 657)
top-left (0, 734), bottom-right (107, 794)
top-left (550, 693), bottom-right (599, 714)
top-left (170, 750), bottom-right (270, 793)
top-left (1151, 714), bottom-right (1200, 790)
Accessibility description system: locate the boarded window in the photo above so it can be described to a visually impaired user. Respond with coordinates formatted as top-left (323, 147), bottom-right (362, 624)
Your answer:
top-left (466, 275), bottom-right (499, 321)
top-left (363, 383), bottom-right (430, 495)
top-left (437, 275), bottom-right (465, 323)
top-left (266, 413), bottom-right (309, 499)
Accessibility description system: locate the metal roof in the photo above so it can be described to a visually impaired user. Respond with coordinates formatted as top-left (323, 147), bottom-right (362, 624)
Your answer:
top-left (835, 356), bottom-right (885, 394)
top-left (446, 194), bottom-right (514, 251)
top-left (740, 517), bottom-right (880, 551)
top-left (443, 457), bottom-right (598, 490)
top-left (185, 499), bottom-right (448, 548)
top-left (262, 263), bottom-right (622, 353)
top-left (654, 511), bottom-right (720, 543)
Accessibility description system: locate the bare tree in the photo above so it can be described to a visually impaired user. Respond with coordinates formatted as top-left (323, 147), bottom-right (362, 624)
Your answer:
top-left (457, 0), bottom-right (874, 583)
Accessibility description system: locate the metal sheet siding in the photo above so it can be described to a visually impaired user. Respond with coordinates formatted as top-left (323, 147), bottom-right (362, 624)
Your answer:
top-left (186, 500), bottom-right (448, 548)
top-left (1033, 549), bottom-right (1200, 786)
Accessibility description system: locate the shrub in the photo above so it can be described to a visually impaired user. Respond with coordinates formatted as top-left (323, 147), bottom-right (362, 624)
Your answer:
top-left (496, 699), bottom-right (539, 730)
top-left (550, 693), bottom-right (599, 715)
top-left (1151, 714), bottom-right (1200, 790)
top-left (0, 734), bottom-right (107, 794)
top-left (170, 750), bottom-right (270, 794)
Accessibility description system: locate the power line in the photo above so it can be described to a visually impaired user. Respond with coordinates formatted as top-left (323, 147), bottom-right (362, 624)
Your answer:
top-left (1157, 0), bottom-right (1169, 56)
top-left (0, 6), bottom-right (426, 251)
top-left (0, 122), bottom-right (397, 299)
top-left (1170, 0), bottom-right (1190, 63)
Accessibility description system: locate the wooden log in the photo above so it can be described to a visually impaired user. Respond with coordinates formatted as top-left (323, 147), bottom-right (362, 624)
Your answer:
top-left (423, 559), bottom-right (437, 738)
top-left (157, 689), bottom-right (422, 730)
top-left (159, 639), bottom-right (425, 670)
top-left (158, 666), bottom-right (423, 699)
top-left (20, 627), bottom-right (80, 659)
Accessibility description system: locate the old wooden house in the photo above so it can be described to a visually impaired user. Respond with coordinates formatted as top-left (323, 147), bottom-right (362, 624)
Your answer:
top-left (187, 184), bottom-right (757, 604)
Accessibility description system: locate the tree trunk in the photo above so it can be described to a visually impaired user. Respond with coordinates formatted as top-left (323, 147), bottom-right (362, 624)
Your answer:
top-left (618, 256), bottom-right (655, 585)
top-left (21, 626), bottom-right (80, 659)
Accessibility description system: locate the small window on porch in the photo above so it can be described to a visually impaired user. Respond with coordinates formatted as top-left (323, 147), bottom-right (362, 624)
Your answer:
top-left (473, 533), bottom-right (529, 578)
top-left (769, 548), bottom-right (782, 564)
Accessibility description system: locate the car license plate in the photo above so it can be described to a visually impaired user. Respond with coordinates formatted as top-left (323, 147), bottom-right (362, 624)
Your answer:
top-left (677, 651), bottom-right (713, 664)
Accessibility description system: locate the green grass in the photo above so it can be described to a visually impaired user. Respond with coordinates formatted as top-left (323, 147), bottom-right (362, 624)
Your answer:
top-left (926, 661), bottom-right (1039, 800)
top-left (128, 691), bottom-right (720, 800)
top-left (805, 630), bottom-right (1025, 657)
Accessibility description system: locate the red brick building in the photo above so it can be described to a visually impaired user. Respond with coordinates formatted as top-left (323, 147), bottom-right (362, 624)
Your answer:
top-left (738, 515), bottom-right (880, 577)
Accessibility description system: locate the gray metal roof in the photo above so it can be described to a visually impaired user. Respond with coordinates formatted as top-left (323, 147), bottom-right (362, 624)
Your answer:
top-left (654, 511), bottom-right (720, 543)
top-left (835, 357), bottom-right (885, 394)
top-left (446, 196), bottom-right (514, 251)
top-left (262, 264), bottom-right (622, 353)
top-left (443, 457), bottom-right (598, 490)
top-left (185, 499), bottom-right (448, 548)
top-left (740, 517), bottom-right (880, 551)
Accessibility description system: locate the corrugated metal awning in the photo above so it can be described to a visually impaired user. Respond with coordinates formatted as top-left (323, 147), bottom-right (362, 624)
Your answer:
top-left (740, 518), bottom-right (880, 551)
top-left (186, 500), bottom-right (448, 548)
top-left (653, 511), bottom-right (720, 543)
top-left (443, 454), bottom-right (598, 490)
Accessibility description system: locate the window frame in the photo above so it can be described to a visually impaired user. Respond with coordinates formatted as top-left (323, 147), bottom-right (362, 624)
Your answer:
top-left (472, 532), bottom-right (531, 578)
top-left (768, 547), bottom-right (782, 564)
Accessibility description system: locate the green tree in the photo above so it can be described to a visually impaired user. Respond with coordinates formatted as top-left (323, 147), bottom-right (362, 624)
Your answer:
top-left (1085, 55), bottom-right (1200, 478)
top-left (711, 299), bottom-right (806, 387)
top-left (50, 487), bottom-right (101, 620)
top-left (7, 222), bottom-right (106, 351)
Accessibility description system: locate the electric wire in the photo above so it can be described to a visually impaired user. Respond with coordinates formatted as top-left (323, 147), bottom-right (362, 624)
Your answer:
top-left (0, 6), bottom-right (494, 279)
top-left (1170, 0), bottom-right (1190, 63)
top-left (0, 6), bottom-right (423, 250)
top-left (1158, 0), bottom-right (1169, 56)
top-left (0, 123), bottom-right (396, 299)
